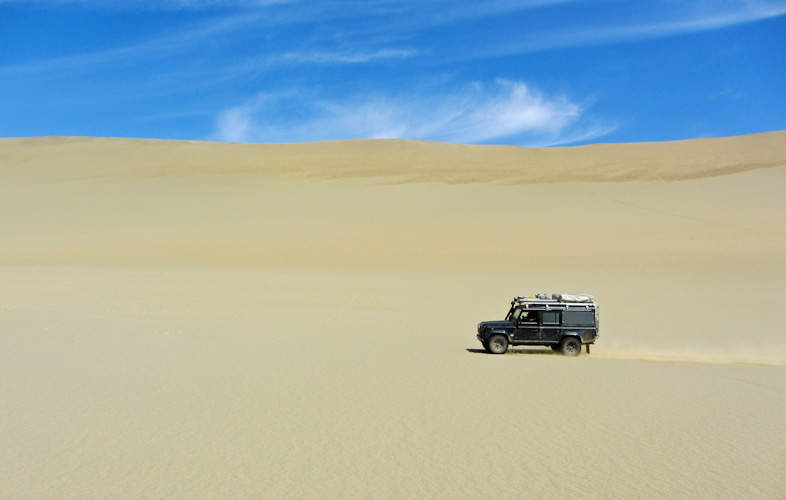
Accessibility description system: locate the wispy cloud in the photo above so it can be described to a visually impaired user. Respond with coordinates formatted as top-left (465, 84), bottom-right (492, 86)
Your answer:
top-left (3, 0), bottom-right (781, 142)
top-left (281, 48), bottom-right (418, 64)
top-left (0, 11), bottom-right (264, 76)
top-left (0, 2), bottom-right (414, 77)
top-left (485, 0), bottom-right (786, 57)
top-left (6, 1), bottom-right (784, 77)
top-left (212, 80), bottom-right (615, 146)
top-left (708, 88), bottom-right (746, 101)
top-left (0, 0), bottom-right (293, 9)
top-left (581, 1), bottom-right (786, 42)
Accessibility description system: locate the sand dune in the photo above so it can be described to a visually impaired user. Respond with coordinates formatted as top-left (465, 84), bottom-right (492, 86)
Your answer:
top-left (3, 131), bottom-right (785, 183)
top-left (1, 133), bottom-right (785, 498)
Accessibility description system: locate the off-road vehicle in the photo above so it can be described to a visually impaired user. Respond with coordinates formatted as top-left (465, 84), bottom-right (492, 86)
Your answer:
top-left (477, 294), bottom-right (598, 356)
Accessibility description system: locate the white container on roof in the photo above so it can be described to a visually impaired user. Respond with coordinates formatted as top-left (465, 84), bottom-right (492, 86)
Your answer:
top-left (552, 293), bottom-right (594, 303)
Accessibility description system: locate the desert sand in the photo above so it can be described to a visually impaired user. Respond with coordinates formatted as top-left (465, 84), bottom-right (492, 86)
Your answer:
top-left (1, 132), bottom-right (785, 498)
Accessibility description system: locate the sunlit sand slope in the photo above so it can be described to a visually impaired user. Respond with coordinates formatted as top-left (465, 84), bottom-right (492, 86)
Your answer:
top-left (1, 132), bottom-right (785, 499)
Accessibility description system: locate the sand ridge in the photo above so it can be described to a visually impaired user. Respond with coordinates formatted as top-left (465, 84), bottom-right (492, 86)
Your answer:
top-left (2, 130), bottom-right (785, 184)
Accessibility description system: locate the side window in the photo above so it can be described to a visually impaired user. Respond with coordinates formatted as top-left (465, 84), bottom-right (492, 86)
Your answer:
top-left (542, 312), bottom-right (559, 325)
top-left (562, 311), bottom-right (595, 326)
top-left (520, 311), bottom-right (539, 323)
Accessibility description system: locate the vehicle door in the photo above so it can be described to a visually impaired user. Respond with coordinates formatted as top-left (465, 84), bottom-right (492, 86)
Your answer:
top-left (539, 311), bottom-right (561, 343)
top-left (514, 310), bottom-right (540, 343)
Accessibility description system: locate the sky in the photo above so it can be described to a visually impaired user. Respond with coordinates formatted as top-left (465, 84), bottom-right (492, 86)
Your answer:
top-left (1, 0), bottom-right (785, 146)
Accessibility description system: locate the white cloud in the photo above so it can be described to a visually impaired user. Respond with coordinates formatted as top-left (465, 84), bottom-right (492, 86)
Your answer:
top-left (488, 0), bottom-right (786, 57)
top-left (214, 105), bottom-right (253, 143)
top-left (0, 0), bottom-right (293, 8)
top-left (591, 1), bottom-right (786, 40)
top-left (438, 80), bottom-right (579, 142)
top-left (212, 80), bottom-right (615, 146)
top-left (0, 10), bottom-right (267, 78)
top-left (282, 48), bottom-right (418, 64)
top-left (707, 88), bottom-right (746, 100)
top-left (8, 0), bottom-right (784, 78)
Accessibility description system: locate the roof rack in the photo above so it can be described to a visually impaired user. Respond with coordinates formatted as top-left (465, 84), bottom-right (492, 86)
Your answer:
top-left (511, 294), bottom-right (596, 310)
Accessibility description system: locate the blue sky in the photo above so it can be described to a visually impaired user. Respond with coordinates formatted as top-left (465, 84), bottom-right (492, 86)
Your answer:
top-left (1, 0), bottom-right (784, 146)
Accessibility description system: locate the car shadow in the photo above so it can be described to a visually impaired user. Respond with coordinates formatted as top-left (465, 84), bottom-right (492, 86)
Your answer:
top-left (466, 347), bottom-right (560, 356)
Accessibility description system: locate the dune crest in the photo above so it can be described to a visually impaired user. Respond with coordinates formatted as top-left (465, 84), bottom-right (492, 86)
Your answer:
top-left (2, 130), bottom-right (785, 183)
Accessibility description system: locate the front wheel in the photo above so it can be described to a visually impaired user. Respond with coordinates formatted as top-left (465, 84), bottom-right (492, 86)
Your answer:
top-left (560, 337), bottom-right (581, 357)
top-left (487, 335), bottom-right (509, 354)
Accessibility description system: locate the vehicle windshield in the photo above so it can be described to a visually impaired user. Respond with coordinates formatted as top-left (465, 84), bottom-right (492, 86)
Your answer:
top-left (506, 307), bottom-right (523, 322)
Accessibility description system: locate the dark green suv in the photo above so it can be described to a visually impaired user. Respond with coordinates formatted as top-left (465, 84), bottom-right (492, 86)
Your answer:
top-left (477, 294), bottom-right (598, 356)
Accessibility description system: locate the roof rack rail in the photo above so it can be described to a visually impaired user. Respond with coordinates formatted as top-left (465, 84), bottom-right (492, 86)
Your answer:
top-left (512, 294), bottom-right (596, 308)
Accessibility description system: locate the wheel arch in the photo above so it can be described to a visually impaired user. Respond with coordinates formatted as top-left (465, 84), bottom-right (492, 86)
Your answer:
top-left (560, 333), bottom-right (584, 344)
top-left (483, 329), bottom-right (512, 339)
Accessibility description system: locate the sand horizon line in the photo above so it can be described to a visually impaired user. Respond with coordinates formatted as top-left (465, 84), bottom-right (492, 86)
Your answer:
top-left (3, 130), bottom-right (785, 184)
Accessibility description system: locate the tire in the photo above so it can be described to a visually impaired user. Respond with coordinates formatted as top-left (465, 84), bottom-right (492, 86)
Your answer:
top-left (560, 337), bottom-right (581, 356)
top-left (487, 334), bottom-right (509, 354)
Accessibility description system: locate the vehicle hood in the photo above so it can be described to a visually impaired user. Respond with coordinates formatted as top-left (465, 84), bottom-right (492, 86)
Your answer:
top-left (478, 320), bottom-right (514, 330)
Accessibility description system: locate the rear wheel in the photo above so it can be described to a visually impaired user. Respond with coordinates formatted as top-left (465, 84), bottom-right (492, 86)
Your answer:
top-left (560, 337), bottom-right (581, 357)
top-left (487, 335), bottom-right (509, 354)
